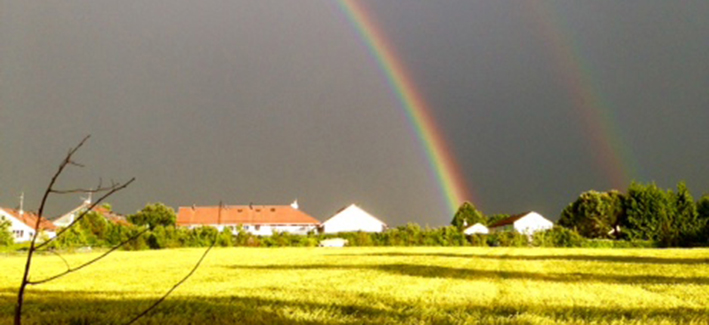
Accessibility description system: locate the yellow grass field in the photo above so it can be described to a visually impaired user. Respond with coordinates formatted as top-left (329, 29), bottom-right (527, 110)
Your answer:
top-left (1, 247), bottom-right (709, 324)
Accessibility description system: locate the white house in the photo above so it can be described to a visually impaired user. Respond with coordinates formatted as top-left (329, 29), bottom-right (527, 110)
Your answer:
top-left (320, 204), bottom-right (387, 234)
top-left (176, 201), bottom-right (319, 236)
top-left (53, 201), bottom-right (129, 228)
top-left (0, 207), bottom-right (57, 243)
top-left (488, 211), bottom-right (553, 235)
top-left (464, 223), bottom-right (489, 235)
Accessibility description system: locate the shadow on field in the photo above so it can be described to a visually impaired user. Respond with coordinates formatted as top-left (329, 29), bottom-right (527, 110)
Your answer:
top-left (333, 252), bottom-right (709, 265)
top-left (225, 263), bottom-right (709, 285)
top-left (1, 288), bottom-right (707, 324)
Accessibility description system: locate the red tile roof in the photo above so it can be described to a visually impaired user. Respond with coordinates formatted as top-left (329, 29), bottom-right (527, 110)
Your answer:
top-left (488, 212), bottom-right (531, 228)
top-left (3, 208), bottom-right (57, 231)
top-left (177, 205), bottom-right (320, 226)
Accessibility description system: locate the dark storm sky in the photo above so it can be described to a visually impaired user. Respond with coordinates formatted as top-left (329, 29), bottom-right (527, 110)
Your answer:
top-left (2, 1), bottom-right (708, 226)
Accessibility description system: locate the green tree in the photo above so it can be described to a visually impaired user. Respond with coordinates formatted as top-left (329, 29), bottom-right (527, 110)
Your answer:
top-left (670, 182), bottom-right (699, 246)
top-left (451, 201), bottom-right (485, 229)
top-left (487, 214), bottom-right (510, 226)
top-left (127, 203), bottom-right (177, 230)
top-left (623, 182), bottom-right (672, 242)
top-left (1, 220), bottom-right (13, 246)
top-left (558, 190), bottom-right (624, 238)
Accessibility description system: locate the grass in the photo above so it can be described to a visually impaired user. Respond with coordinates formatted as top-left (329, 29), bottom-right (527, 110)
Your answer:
top-left (1, 247), bottom-right (708, 324)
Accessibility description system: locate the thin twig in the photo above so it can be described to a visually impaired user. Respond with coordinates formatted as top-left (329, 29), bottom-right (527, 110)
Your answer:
top-left (45, 250), bottom-right (71, 273)
top-left (36, 178), bottom-right (135, 250)
top-left (124, 202), bottom-right (222, 325)
top-left (15, 135), bottom-right (92, 325)
top-left (29, 228), bottom-right (149, 285)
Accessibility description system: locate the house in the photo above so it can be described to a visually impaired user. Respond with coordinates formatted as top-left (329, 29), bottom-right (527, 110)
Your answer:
top-left (488, 211), bottom-right (553, 235)
top-left (463, 223), bottom-right (489, 235)
top-left (320, 204), bottom-right (387, 234)
top-left (53, 200), bottom-right (129, 228)
top-left (0, 207), bottom-right (57, 243)
top-left (176, 202), bottom-right (319, 236)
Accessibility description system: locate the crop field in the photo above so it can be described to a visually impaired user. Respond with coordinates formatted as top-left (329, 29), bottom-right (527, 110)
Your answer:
top-left (1, 247), bottom-right (709, 324)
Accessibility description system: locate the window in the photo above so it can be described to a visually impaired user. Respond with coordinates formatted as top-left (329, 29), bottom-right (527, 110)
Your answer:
top-left (255, 225), bottom-right (261, 231)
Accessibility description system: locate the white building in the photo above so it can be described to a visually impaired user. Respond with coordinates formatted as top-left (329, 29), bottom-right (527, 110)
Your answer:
top-left (463, 223), bottom-right (489, 235)
top-left (176, 202), bottom-right (319, 236)
top-left (0, 207), bottom-right (57, 243)
top-left (488, 211), bottom-right (553, 235)
top-left (320, 204), bottom-right (387, 234)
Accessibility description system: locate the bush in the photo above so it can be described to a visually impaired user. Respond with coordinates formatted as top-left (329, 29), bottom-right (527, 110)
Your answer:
top-left (533, 227), bottom-right (584, 247)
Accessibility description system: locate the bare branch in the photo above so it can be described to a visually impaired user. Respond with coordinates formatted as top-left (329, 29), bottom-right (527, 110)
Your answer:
top-left (49, 185), bottom-right (127, 194)
top-left (45, 250), bottom-right (71, 273)
top-left (124, 202), bottom-right (222, 325)
top-left (35, 177), bottom-right (136, 250)
top-left (29, 228), bottom-right (149, 285)
top-left (16, 135), bottom-right (92, 325)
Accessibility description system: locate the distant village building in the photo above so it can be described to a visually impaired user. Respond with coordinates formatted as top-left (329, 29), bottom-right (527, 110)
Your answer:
top-left (463, 222), bottom-right (489, 235)
top-left (488, 211), bottom-right (553, 235)
top-left (0, 207), bottom-right (56, 243)
top-left (176, 201), bottom-right (319, 236)
top-left (320, 204), bottom-right (387, 234)
top-left (53, 199), bottom-right (129, 228)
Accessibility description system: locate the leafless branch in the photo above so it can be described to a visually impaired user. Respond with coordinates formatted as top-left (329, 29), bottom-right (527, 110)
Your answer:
top-left (124, 202), bottom-right (222, 325)
top-left (45, 250), bottom-right (71, 272)
top-left (14, 135), bottom-right (134, 325)
top-left (35, 178), bottom-right (135, 250)
top-left (29, 228), bottom-right (149, 285)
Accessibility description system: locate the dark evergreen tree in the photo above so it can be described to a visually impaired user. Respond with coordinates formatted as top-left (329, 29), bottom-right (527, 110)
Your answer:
top-left (623, 182), bottom-right (672, 242)
top-left (670, 182), bottom-right (699, 246)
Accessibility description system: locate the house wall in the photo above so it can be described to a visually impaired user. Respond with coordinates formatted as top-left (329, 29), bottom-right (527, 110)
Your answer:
top-left (513, 213), bottom-right (554, 235)
top-left (322, 208), bottom-right (385, 234)
top-left (187, 223), bottom-right (317, 236)
top-left (0, 209), bottom-right (55, 243)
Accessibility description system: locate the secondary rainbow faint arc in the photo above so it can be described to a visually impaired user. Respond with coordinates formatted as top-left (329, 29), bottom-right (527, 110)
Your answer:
top-left (336, 0), bottom-right (475, 216)
top-left (527, 1), bottom-right (638, 189)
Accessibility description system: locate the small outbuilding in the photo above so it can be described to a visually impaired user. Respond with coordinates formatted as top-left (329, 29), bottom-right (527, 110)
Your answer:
top-left (320, 204), bottom-right (387, 234)
top-left (488, 211), bottom-right (553, 235)
top-left (463, 223), bottom-right (489, 235)
top-left (319, 238), bottom-right (348, 247)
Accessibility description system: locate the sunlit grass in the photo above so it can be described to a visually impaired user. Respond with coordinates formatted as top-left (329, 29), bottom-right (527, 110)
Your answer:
top-left (1, 247), bottom-right (708, 324)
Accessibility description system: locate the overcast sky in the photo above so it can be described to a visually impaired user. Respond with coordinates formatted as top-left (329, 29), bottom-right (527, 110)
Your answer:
top-left (2, 0), bottom-right (708, 226)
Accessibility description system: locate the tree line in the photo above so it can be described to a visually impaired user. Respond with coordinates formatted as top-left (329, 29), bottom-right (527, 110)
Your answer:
top-left (2, 182), bottom-right (708, 250)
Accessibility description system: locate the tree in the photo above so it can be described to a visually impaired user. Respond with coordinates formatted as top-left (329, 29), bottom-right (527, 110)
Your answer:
top-left (1, 220), bottom-right (13, 246)
top-left (451, 201), bottom-right (485, 229)
top-left (14, 136), bottom-right (216, 325)
top-left (558, 190), bottom-right (624, 238)
top-left (487, 214), bottom-right (510, 226)
top-left (127, 203), bottom-right (177, 230)
top-left (622, 182), bottom-right (672, 241)
top-left (670, 182), bottom-right (699, 246)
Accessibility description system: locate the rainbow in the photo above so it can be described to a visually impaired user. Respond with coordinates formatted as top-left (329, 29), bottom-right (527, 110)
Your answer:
top-left (336, 0), bottom-right (475, 217)
top-left (526, 1), bottom-right (639, 189)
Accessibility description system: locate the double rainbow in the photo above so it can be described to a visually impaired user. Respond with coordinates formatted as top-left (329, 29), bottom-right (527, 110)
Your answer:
top-left (336, 0), bottom-right (474, 217)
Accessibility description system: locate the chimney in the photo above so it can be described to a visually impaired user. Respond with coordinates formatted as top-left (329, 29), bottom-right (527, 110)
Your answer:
top-left (19, 192), bottom-right (24, 216)
top-left (291, 200), bottom-right (299, 210)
